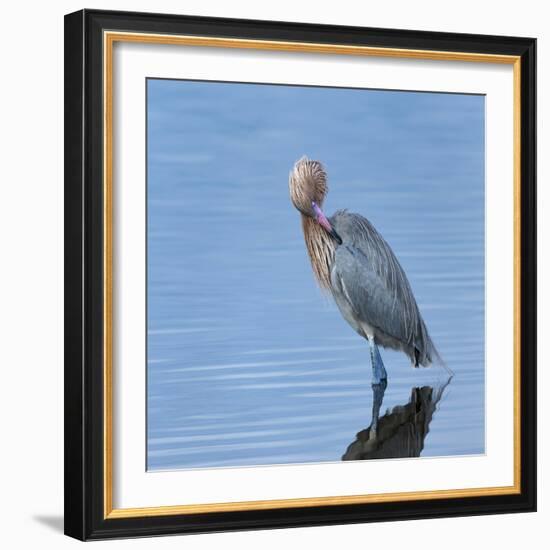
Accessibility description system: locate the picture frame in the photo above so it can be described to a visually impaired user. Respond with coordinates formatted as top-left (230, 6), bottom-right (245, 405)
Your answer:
top-left (64, 8), bottom-right (537, 541)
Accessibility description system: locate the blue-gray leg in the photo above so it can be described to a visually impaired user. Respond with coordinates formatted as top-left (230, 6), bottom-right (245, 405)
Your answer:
top-left (368, 335), bottom-right (387, 384)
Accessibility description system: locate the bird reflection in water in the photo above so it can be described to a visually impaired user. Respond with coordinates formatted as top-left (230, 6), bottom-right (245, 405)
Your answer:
top-left (342, 377), bottom-right (452, 461)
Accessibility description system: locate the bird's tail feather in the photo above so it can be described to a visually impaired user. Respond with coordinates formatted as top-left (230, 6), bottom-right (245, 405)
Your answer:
top-left (427, 340), bottom-right (454, 377)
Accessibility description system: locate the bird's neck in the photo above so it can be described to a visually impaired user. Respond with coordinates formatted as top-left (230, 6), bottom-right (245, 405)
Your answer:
top-left (301, 215), bottom-right (336, 290)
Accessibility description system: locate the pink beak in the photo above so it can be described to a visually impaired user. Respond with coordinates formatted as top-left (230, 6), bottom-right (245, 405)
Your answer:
top-left (312, 201), bottom-right (332, 232)
top-left (312, 202), bottom-right (342, 244)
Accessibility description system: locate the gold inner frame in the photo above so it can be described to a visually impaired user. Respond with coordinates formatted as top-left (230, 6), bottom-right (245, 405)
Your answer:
top-left (103, 30), bottom-right (522, 519)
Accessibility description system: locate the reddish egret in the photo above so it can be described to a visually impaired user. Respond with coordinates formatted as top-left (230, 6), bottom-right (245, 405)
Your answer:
top-left (289, 156), bottom-right (449, 384)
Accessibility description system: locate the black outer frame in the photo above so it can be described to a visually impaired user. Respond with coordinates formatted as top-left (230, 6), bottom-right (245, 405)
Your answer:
top-left (64, 8), bottom-right (537, 541)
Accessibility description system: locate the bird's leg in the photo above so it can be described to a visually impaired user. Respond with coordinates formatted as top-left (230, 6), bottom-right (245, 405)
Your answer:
top-left (369, 378), bottom-right (387, 440)
top-left (368, 335), bottom-right (387, 385)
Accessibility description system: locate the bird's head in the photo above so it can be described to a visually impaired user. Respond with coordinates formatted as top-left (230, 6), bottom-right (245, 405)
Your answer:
top-left (289, 156), bottom-right (327, 216)
top-left (289, 156), bottom-right (342, 244)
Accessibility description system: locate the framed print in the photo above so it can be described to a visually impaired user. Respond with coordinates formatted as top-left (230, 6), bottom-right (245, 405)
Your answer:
top-left (64, 9), bottom-right (537, 541)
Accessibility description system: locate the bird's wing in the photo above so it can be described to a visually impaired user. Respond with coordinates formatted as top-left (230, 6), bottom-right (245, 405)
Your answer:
top-left (330, 211), bottom-right (437, 364)
top-left (331, 244), bottom-right (419, 349)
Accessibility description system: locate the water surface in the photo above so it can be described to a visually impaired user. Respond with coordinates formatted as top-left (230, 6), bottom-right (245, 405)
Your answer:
top-left (147, 80), bottom-right (485, 471)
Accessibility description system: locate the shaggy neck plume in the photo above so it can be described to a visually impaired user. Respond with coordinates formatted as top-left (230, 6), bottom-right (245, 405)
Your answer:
top-left (301, 215), bottom-right (336, 290)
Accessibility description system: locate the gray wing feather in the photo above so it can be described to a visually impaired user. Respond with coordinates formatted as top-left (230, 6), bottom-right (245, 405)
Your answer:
top-left (330, 211), bottom-right (440, 366)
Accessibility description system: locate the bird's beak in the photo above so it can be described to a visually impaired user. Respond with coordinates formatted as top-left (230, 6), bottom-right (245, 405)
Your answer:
top-left (312, 202), bottom-right (342, 245)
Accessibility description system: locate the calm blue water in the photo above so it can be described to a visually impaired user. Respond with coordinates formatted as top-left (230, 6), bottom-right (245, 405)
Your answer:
top-left (147, 80), bottom-right (485, 471)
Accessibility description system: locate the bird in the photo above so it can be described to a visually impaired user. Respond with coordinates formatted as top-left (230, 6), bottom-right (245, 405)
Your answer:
top-left (289, 156), bottom-right (450, 384)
